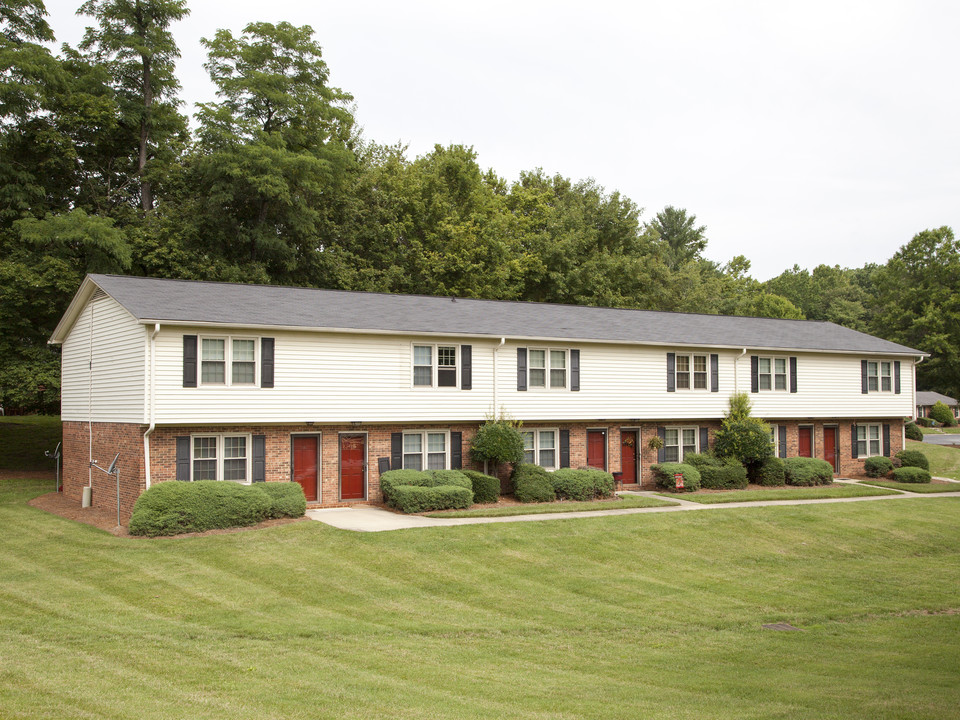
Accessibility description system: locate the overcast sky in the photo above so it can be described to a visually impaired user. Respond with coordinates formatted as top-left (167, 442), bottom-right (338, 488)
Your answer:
top-left (42, 0), bottom-right (960, 280)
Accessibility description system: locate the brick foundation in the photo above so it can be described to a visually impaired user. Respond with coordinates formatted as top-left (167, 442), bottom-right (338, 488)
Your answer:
top-left (62, 421), bottom-right (145, 522)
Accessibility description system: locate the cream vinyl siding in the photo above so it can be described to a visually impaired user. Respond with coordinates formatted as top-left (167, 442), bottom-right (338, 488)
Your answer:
top-left (153, 329), bottom-right (495, 424)
top-left (60, 295), bottom-right (146, 423)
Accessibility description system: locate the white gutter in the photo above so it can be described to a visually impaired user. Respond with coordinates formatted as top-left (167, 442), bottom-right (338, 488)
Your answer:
top-left (911, 355), bottom-right (925, 422)
top-left (492, 337), bottom-right (506, 413)
top-left (733, 348), bottom-right (747, 394)
top-left (87, 301), bottom-right (94, 489)
top-left (143, 323), bottom-right (160, 489)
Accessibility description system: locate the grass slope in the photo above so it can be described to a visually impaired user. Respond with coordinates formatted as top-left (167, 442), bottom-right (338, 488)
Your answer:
top-left (910, 439), bottom-right (960, 481)
top-left (0, 416), bottom-right (62, 470)
top-left (2, 477), bottom-right (959, 719)
top-left (657, 484), bottom-right (898, 504)
top-left (424, 495), bottom-right (676, 518)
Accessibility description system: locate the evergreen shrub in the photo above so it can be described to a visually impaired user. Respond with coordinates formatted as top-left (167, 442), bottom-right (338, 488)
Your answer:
top-left (129, 481), bottom-right (272, 537)
top-left (756, 456), bottom-right (786, 486)
top-left (549, 468), bottom-right (615, 500)
top-left (895, 449), bottom-right (929, 470)
top-left (929, 401), bottom-right (957, 427)
top-left (461, 469), bottom-right (500, 504)
top-left (683, 453), bottom-right (748, 489)
top-left (891, 466), bottom-right (932, 483)
top-left (258, 482), bottom-right (307, 519)
top-left (782, 457), bottom-right (834, 486)
top-left (390, 485), bottom-right (473, 513)
top-left (904, 422), bottom-right (923, 441)
top-left (863, 456), bottom-right (893, 478)
top-left (650, 463), bottom-right (701, 492)
top-left (512, 464), bottom-right (555, 503)
top-left (380, 469), bottom-right (473, 511)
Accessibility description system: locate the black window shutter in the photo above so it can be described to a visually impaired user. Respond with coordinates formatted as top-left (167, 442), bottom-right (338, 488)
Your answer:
top-left (657, 426), bottom-right (666, 463)
top-left (778, 425), bottom-right (787, 459)
top-left (882, 424), bottom-right (891, 457)
top-left (789, 357), bottom-right (798, 393)
top-left (451, 431), bottom-right (462, 469)
top-left (666, 353), bottom-right (676, 392)
top-left (391, 433), bottom-right (403, 470)
top-left (699, 427), bottom-right (709, 452)
top-left (183, 336), bottom-right (197, 388)
top-left (460, 345), bottom-right (472, 390)
top-left (710, 354), bottom-right (719, 392)
top-left (750, 355), bottom-right (759, 393)
top-left (894, 361), bottom-right (901, 394)
top-left (261, 338), bottom-right (274, 388)
top-left (559, 429), bottom-right (570, 468)
top-left (252, 435), bottom-right (266, 482)
top-left (570, 349), bottom-right (580, 391)
top-left (861, 360), bottom-right (869, 394)
top-left (377, 457), bottom-right (391, 475)
top-left (851, 424), bottom-right (859, 458)
top-left (517, 348), bottom-right (527, 391)
top-left (176, 436), bottom-right (191, 480)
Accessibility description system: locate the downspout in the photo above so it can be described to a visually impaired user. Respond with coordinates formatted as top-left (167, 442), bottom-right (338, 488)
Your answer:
top-left (143, 324), bottom-right (160, 490)
top-left (88, 301), bottom-right (94, 489)
top-left (492, 337), bottom-right (506, 413)
top-left (733, 348), bottom-right (747, 394)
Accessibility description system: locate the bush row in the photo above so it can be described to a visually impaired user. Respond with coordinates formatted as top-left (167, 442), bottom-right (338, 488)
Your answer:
top-left (892, 466), bottom-right (932, 483)
top-left (129, 481), bottom-right (306, 537)
top-left (380, 469), bottom-right (473, 512)
top-left (755, 456), bottom-right (786, 486)
top-left (782, 457), bottom-right (834, 486)
top-left (683, 453), bottom-right (748, 489)
top-left (461, 469), bottom-right (500, 504)
top-left (650, 463), bottom-right (702, 493)
top-left (510, 464), bottom-right (616, 503)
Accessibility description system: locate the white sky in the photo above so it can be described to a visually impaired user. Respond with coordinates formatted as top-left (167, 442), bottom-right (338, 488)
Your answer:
top-left (42, 0), bottom-right (960, 280)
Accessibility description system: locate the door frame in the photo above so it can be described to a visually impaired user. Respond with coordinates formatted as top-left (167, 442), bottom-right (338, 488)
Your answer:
top-left (823, 425), bottom-right (839, 474)
top-left (619, 428), bottom-right (640, 485)
top-left (290, 433), bottom-right (322, 503)
top-left (338, 432), bottom-right (368, 501)
top-left (586, 427), bottom-right (608, 471)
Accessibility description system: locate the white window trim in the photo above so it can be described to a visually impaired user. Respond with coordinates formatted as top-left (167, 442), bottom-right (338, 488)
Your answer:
top-left (199, 335), bottom-right (260, 387)
top-left (521, 428), bottom-right (560, 470)
top-left (856, 424), bottom-right (883, 458)
top-left (769, 424), bottom-right (779, 451)
top-left (757, 356), bottom-right (788, 392)
top-left (401, 429), bottom-right (451, 470)
top-left (674, 352), bottom-right (709, 391)
top-left (411, 343), bottom-right (460, 389)
top-left (189, 433), bottom-right (253, 483)
top-left (866, 361), bottom-right (893, 393)
top-left (526, 348), bottom-right (568, 390)
top-left (663, 426), bottom-right (700, 463)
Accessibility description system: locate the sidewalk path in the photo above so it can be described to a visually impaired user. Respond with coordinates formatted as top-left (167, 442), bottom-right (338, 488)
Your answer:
top-left (308, 485), bottom-right (960, 532)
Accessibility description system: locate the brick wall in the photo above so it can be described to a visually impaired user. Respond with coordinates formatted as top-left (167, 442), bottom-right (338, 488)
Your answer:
top-left (62, 421), bottom-right (145, 522)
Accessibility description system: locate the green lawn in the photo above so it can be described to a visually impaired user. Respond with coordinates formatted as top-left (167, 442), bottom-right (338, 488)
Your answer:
top-left (857, 480), bottom-right (960, 494)
top-left (0, 416), bottom-right (62, 470)
top-left (909, 439), bottom-right (960, 481)
top-left (920, 426), bottom-right (960, 434)
top-left (424, 494), bottom-right (676, 518)
top-left (2, 477), bottom-right (959, 719)
top-left (656, 484), bottom-right (899, 504)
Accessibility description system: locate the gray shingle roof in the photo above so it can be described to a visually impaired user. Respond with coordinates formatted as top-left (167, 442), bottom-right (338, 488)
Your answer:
top-left (916, 391), bottom-right (957, 406)
top-left (85, 274), bottom-right (925, 355)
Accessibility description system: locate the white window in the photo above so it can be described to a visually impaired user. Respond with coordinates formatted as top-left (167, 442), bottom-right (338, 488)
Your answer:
top-left (412, 344), bottom-right (458, 388)
top-left (190, 434), bottom-right (251, 482)
top-left (867, 361), bottom-right (892, 393)
top-left (675, 353), bottom-right (708, 390)
top-left (528, 349), bottom-right (567, 389)
top-left (200, 336), bottom-right (258, 386)
top-left (521, 429), bottom-right (558, 469)
top-left (664, 427), bottom-right (698, 463)
top-left (856, 424), bottom-right (881, 457)
top-left (402, 431), bottom-right (449, 470)
top-left (758, 357), bottom-right (787, 391)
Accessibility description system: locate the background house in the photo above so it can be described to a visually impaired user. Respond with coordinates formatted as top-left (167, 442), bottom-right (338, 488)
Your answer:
top-left (915, 391), bottom-right (960, 421)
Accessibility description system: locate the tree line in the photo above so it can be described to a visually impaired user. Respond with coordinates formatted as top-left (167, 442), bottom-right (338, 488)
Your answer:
top-left (1, 1), bottom-right (957, 412)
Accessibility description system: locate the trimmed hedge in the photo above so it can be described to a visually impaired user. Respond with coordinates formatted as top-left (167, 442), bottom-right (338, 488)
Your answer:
top-left (512, 464), bottom-right (555, 503)
top-left (905, 422), bottom-right (924, 441)
top-left (783, 457), bottom-right (834, 486)
top-left (379, 469), bottom-right (472, 504)
top-left (650, 463), bottom-right (701, 493)
top-left (895, 449), bottom-right (930, 470)
top-left (756, 456), bottom-right (786, 486)
top-left (684, 453), bottom-right (747, 490)
top-left (258, 482), bottom-right (308, 519)
top-left (550, 468), bottom-right (615, 500)
top-left (461, 469), bottom-right (500, 504)
top-left (129, 481), bottom-right (273, 537)
top-left (863, 456), bottom-right (894, 478)
top-left (390, 484), bottom-right (473, 513)
top-left (891, 466), bottom-right (932, 483)
top-left (915, 416), bottom-right (936, 427)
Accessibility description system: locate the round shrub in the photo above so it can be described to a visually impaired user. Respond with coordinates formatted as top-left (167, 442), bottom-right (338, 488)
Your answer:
top-left (863, 456), bottom-right (893, 478)
top-left (129, 481), bottom-right (272, 537)
top-left (895, 449), bottom-right (929, 470)
top-left (782, 457), bottom-right (834, 486)
top-left (929, 401), bottom-right (957, 427)
top-left (756, 456), bottom-right (785, 486)
top-left (904, 422), bottom-right (924, 441)
top-left (685, 454), bottom-right (747, 489)
top-left (650, 462), bottom-right (701, 493)
top-left (713, 417), bottom-right (773, 467)
top-left (461, 469), bottom-right (500, 504)
top-left (892, 466), bottom-right (932, 484)
top-left (259, 482), bottom-right (307, 519)
top-left (549, 468), bottom-right (615, 500)
top-left (512, 464), bottom-right (555, 503)
top-left (390, 485), bottom-right (473, 513)
top-left (470, 419), bottom-right (525, 467)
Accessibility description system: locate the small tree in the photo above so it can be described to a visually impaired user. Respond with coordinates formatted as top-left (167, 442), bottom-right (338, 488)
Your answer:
top-left (713, 393), bottom-right (773, 470)
top-left (929, 400), bottom-right (957, 427)
top-left (470, 412), bottom-right (524, 476)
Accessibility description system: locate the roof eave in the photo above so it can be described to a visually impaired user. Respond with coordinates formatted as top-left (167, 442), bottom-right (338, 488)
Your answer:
top-left (48, 276), bottom-right (100, 345)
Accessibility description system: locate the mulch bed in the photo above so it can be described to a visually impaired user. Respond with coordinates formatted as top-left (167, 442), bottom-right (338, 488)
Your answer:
top-left (27, 490), bottom-right (308, 538)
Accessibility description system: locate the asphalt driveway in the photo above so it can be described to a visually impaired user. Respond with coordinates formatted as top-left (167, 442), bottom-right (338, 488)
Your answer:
top-left (922, 434), bottom-right (960, 445)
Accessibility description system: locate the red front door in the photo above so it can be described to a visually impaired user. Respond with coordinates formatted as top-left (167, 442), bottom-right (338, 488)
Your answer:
top-left (292, 435), bottom-right (319, 502)
top-left (823, 427), bottom-right (839, 473)
top-left (798, 427), bottom-right (813, 458)
top-left (340, 434), bottom-right (366, 500)
top-left (587, 430), bottom-right (606, 470)
top-left (620, 431), bottom-right (638, 484)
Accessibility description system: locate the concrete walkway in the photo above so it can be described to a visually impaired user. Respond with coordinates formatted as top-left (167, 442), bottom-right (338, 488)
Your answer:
top-left (308, 483), bottom-right (960, 532)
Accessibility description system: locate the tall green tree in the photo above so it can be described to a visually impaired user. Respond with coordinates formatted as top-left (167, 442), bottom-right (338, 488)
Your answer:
top-left (77, 0), bottom-right (190, 211)
top-left (648, 205), bottom-right (707, 269)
